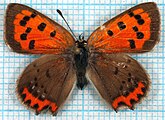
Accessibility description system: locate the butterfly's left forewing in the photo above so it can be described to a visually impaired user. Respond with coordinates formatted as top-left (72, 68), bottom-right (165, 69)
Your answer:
top-left (86, 53), bottom-right (149, 110)
top-left (87, 2), bottom-right (160, 53)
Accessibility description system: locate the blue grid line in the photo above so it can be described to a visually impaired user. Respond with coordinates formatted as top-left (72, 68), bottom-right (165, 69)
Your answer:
top-left (162, 0), bottom-right (165, 120)
top-left (82, 0), bottom-right (85, 119)
top-left (1, 1), bottom-right (5, 120)
top-left (1, 3), bottom-right (165, 6)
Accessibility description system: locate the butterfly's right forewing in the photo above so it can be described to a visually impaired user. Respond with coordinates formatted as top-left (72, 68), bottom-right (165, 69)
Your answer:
top-left (5, 3), bottom-right (75, 54)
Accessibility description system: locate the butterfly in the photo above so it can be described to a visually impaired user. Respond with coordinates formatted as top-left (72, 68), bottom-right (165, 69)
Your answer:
top-left (4, 2), bottom-right (160, 115)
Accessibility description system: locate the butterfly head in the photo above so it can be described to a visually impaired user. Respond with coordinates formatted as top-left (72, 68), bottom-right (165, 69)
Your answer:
top-left (73, 33), bottom-right (87, 55)
top-left (75, 39), bottom-right (87, 48)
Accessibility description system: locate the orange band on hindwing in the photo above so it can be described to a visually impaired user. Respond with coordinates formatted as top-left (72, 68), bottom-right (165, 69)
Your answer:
top-left (22, 87), bottom-right (58, 113)
top-left (112, 82), bottom-right (146, 109)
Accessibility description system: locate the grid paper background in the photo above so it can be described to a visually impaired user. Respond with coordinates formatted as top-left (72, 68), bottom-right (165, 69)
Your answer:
top-left (0, 0), bottom-right (165, 120)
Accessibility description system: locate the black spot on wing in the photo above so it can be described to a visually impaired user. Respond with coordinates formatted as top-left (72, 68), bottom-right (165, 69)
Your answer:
top-left (46, 69), bottom-right (51, 78)
top-left (20, 33), bottom-right (27, 40)
top-left (114, 67), bottom-right (118, 75)
top-left (33, 104), bottom-right (39, 109)
top-left (107, 30), bottom-right (113, 36)
top-left (50, 30), bottom-right (56, 37)
top-left (122, 81), bottom-right (125, 84)
top-left (128, 39), bottom-right (136, 49)
top-left (23, 16), bottom-right (30, 21)
top-left (123, 91), bottom-right (129, 97)
top-left (128, 78), bottom-right (131, 82)
top-left (32, 90), bottom-right (38, 97)
top-left (141, 87), bottom-right (146, 93)
top-left (120, 85), bottom-right (123, 90)
top-left (128, 11), bottom-right (134, 17)
top-left (134, 15), bottom-right (141, 20)
top-left (117, 22), bottom-right (126, 30)
top-left (20, 20), bottom-right (27, 26)
top-left (24, 100), bottom-right (31, 105)
top-left (128, 73), bottom-right (131, 76)
top-left (28, 86), bottom-right (33, 93)
top-left (29, 40), bottom-right (35, 49)
top-left (118, 102), bottom-right (126, 106)
top-left (137, 32), bottom-right (144, 39)
top-left (31, 13), bottom-right (37, 18)
top-left (42, 105), bottom-right (49, 110)
top-left (34, 77), bottom-right (37, 81)
top-left (137, 94), bottom-right (143, 99)
top-left (21, 94), bottom-right (26, 101)
top-left (38, 94), bottom-right (46, 101)
top-left (138, 19), bottom-right (145, 25)
top-left (38, 23), bottom-right (46, 31)
top-left (132, 26), bottom-right (138, 32)
top-left (25, 27), bottom-right (32, 33)
top-left (130, 99), bottom-right (136, 105)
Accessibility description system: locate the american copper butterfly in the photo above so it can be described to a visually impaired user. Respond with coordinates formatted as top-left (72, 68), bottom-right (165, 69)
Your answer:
top-left (4, 2), bottom-right (160, 115)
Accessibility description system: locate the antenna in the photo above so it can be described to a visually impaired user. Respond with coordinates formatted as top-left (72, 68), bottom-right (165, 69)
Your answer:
top-left (57, 9), bottom-right (78, 41)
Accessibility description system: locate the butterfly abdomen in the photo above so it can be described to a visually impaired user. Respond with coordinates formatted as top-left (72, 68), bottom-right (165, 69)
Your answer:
top-left (77, 74), bottom-right (88, 90)
top-left (74, 40), bottom-right (88, 90)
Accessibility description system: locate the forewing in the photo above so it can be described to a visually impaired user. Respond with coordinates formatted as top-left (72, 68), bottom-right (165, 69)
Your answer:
top-left (87, 2), bottom-right (160, 53)
top-left (5, 3), bottom-right (75, 54)
top-left (87, 53), bottom-right (149, 110)
top-left (17, 55), bottom-right (76, 115)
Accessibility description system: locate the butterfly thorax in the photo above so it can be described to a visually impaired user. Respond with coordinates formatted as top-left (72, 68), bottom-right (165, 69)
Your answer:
top-left (74, 40), bottom-right (88, 90)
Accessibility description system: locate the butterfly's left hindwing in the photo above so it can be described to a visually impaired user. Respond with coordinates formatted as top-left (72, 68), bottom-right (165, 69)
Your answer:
top-left (17, 55), bottom-right (76, 115)
top-left (87, 2), bottom-right (160, 53)
top-left (5, 3), bottom-right (75, 54)
top-left (87, 54), bottom-right (149, 111)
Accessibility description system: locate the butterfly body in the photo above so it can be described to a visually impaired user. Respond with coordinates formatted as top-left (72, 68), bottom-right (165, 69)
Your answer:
top-left (74, 39), bottom-right (89, 90)
top-left (4, 2), bottom-right (160, 115)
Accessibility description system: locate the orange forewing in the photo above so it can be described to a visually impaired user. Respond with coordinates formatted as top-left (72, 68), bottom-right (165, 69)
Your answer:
top-left (87, 2), bottom-right (160, 53)
top-left (5, 4), bottom-right (75, 54)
